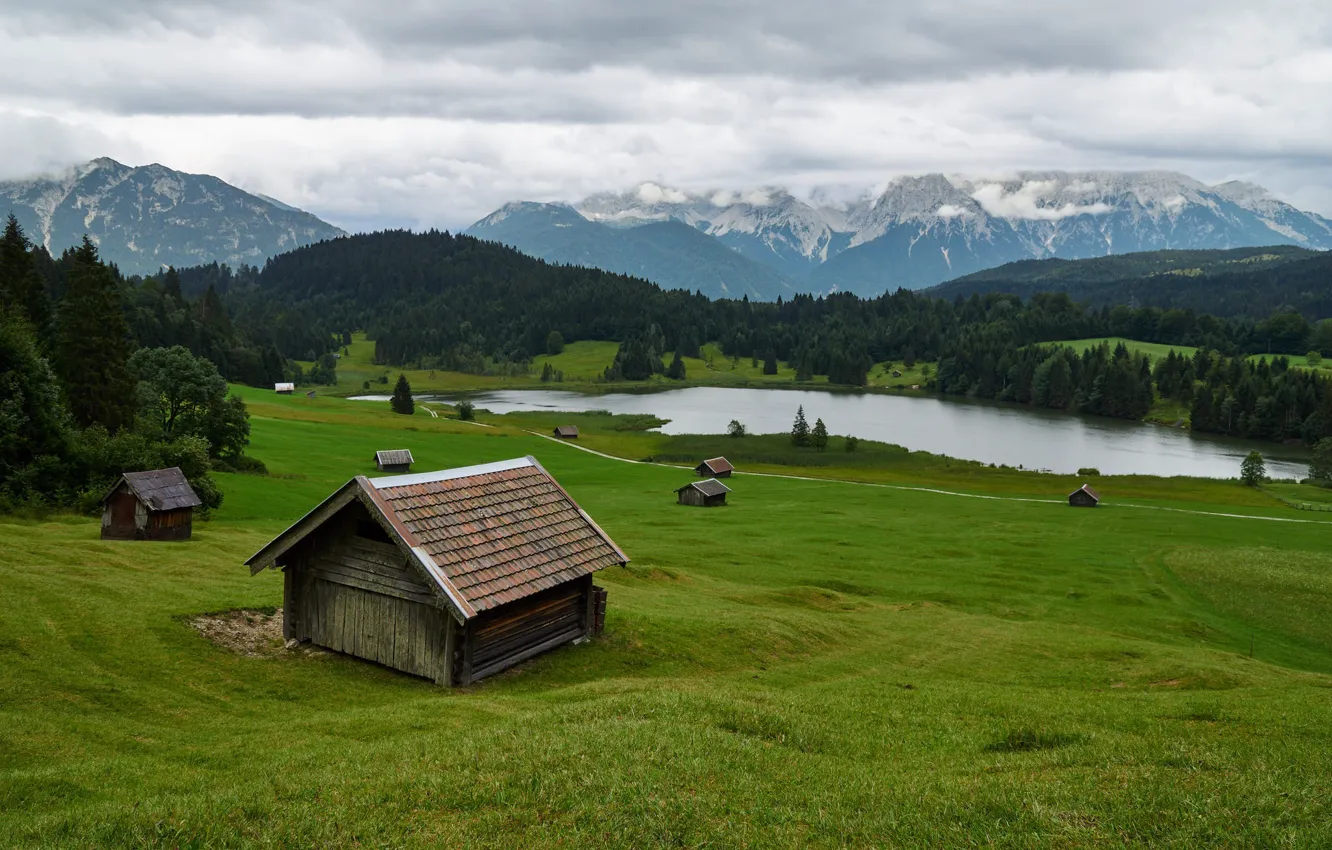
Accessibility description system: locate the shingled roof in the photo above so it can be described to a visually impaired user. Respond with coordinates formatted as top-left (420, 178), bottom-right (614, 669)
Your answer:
top-left (697, 457), bottom-right (734, 475)
top-left (375, 449), bottom-right (414, 466)
top-left (246, 456), bottom-right (628, 621)
top-left (678, 478), bottom-right (731, 497)
top-left (109, 467), bottom-right (202, 511)
top-left (1071, 483), bottom-right (1101, 502)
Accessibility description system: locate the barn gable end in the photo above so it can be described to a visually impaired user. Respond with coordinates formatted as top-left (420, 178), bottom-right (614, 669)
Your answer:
top-left (246, 456), bottom-right (627, 685)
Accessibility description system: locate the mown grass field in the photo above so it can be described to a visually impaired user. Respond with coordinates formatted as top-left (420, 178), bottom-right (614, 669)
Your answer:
top-left (4, 393), bottom-right (1332, 847)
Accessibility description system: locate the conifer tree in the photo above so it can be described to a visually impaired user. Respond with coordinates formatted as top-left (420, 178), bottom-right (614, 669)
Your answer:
top-left (666, 351), bottom-right (686, 380)
top-left (812, 417), bottom-right (829, 451)
top-left (390, 374), bottom-right (414, 415)
top-left (53, 237), bottom-right (137, 432)
top-left (763, 351), bottom-right (778, 375)
top-left (0, 214), bottom-right (51, 339)
top-left (791, 405), bottom-right (810, 447)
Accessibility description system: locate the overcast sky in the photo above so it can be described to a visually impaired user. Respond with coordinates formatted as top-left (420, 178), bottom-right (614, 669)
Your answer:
top-left (3, 0), bottom-right (1332, 230)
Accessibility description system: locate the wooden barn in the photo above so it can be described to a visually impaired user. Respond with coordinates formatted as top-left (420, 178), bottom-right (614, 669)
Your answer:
top-left (374, 449), bottom-right (414, 473)
top-left (1068, 484), bottom-right (1101, 507)
top-left (677, 478), bottom-right (730, 507)
top-left (694, 457), bottom-right (734, 478)
top-left (246, 456), bottom-right (627, 685)
top-left (553, 425), bottom-right (579, 439)
top-left (274, 382), bottom-right (295, 394)
top-left (101, 467), bottom-right (202, 541)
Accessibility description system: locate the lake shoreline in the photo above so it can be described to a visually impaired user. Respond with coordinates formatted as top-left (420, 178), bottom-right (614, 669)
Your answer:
top-left (348, 385), bottom-right (1310, 479)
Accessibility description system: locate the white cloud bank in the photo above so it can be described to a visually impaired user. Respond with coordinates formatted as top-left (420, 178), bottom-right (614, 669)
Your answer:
top-left (2, 0), bottom-right (1332, 227)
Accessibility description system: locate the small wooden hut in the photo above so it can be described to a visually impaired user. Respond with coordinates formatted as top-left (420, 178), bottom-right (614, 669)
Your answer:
top-left (553, 425), bottom-right (580, 439)
top-left (1068, 484), bottom-right (1101, 507)
top-left (374, 449), bottom-right (414, 473)
top-left (246, 456), bottom-right (627, 685)
top-left (677, 478), bottom-right (730, 507)
top-left (694, 457), bottom-right (734, 478)
top-left (274, 382), bottom-right (295, 394)
top-left (101, 467), bottom-right (202, 541)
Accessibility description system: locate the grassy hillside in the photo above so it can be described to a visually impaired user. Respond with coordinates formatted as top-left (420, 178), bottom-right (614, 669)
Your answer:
top-left (4, 393), bottom-right (1332, 846)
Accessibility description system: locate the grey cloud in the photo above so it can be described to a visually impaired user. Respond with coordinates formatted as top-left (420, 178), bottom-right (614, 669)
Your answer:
top-left (6, 0), bottom-right (1329, 87)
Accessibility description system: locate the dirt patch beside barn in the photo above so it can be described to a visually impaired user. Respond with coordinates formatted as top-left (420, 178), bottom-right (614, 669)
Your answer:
top-left (190, 609), bottom-right (326, 658)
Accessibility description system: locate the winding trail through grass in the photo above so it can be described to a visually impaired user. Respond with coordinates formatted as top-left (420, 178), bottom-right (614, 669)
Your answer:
top-left (527, 431), bottom-right (1332, 525)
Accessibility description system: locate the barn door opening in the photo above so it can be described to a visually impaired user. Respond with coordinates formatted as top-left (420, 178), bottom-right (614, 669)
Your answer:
top-left (111, 492), bottom-right (137, 527)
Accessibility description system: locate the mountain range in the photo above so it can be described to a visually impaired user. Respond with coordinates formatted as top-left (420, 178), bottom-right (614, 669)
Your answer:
top-left (0, 158), bottom-right (345, 276)
top-left (468, 172), bottom-right (1332, 299)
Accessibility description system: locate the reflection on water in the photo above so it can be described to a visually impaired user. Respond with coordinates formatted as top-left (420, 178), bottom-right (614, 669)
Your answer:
top-left (354, 387), bottom-right (1310, 479)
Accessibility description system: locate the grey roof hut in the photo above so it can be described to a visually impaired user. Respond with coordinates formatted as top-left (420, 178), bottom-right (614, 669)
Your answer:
top-left (375, 449), bottom-right (414, 473)
top-left (677, 478), bottom-right (730, 507)
top-left (246, 457), bottom-right (627, 686)
top-left (1068, 484), bottom-right (1101, 507)
top-left (553, 425), bottom-right (579, 439)
top-left (275, 382), bottom-right (295, 394)
top-left (695, 457), bottom-right (734, 478)
top-left (101, 467), bottom-right (202, 541)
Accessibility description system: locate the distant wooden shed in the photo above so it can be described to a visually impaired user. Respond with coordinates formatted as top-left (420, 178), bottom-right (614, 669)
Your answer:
top-left (1068, 484), bottom-right (1101, 507)
top-left (677, 478), bottom-right (730, 507)
top-left (246, 457), bottom-right (627, 685)
top-left (101, 467), bottom-right (202, 541)
top-left (695, 457), bottom-right (734, 478)
top-left (374, 449), bottom-right (414, 473)
top-left (274, 382), bottom-right (295, 394)
top-left (553, 425), bottom-right (579, 439)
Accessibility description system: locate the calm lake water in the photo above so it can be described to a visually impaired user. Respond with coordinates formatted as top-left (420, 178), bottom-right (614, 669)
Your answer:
top-left (355, 387), bottom-right (1310, 479)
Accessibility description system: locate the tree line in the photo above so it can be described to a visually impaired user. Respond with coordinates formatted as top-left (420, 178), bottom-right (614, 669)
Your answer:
top-left (0, 216), bottom-right (263, 512)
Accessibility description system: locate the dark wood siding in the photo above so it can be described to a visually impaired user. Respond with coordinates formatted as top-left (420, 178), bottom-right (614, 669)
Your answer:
top-left (282, 502), bottom-right (456, 683)
top-left (460, 576), bottom-right (591, 683)
top-left (146, 507), bottom-right (193, 540)
top-left (1069, 491), bottom-right (1098, 507)
top-left (300, 577), bottom-right (452, 681)
top-left (678, 488), bottom-right (726, 507)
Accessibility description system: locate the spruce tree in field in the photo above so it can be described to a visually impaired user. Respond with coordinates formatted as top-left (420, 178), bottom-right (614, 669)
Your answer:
top-left (0, 214), bottom-right (51, 339)
top-left (1308, 438), bottom-right (1332, 483)
top-left (812, 417), bottom-right (829, 451)
top-left (1240, 451), bottom-right (1265, 486)
top-left (763, 351), bottom-right (778, 375)
top-left (666, 351), bottom-right (686, 380)
top-left (390, 374), bottom-right (414, 415)
top-left (791, 405), bottom-right (810, 447)
top-left (54, 237), bottom-right (137, 432)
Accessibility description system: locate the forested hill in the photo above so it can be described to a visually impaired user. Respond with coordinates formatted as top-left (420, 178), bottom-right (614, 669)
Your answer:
top-left (926, 245), bottom-right (1332, 318)
top-left (225, 229), bottom-right (718, 370)
top-left (210, 227), bottom-right (1332, 448)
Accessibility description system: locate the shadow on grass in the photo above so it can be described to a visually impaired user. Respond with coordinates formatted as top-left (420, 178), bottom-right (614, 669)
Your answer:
top-left (985, 728), bottom-right (1086, 753)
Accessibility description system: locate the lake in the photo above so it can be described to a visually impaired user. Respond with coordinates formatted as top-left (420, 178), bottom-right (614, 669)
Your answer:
top-left (354, 386), bottom-right (1310, 479)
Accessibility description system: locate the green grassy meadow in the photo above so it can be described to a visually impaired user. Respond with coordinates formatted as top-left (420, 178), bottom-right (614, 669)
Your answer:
top-left (4, 393), bottom-right (1332, 846)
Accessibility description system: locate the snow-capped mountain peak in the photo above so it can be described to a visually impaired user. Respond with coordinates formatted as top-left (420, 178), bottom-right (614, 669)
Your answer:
top-left (0, 158), bottom-right (345, 275)
top-left (470, 170), bottom-right (1332, 297)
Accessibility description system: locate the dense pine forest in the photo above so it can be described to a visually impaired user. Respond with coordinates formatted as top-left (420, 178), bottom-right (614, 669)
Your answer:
top-left (7, 222), bottom-right (1332, 511)
top-left (929, 245), bottom-right (1332, 319)
top-left (0, 216), bottom-right (263, 510)
top-left (194, 229), bottom-right (1332, 444)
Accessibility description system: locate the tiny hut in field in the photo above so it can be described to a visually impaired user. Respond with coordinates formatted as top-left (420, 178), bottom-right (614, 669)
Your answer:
top-left (274, 382), bottom-right (295, 394)
top-left (677, 478), bottom-right (730, 507)
top-left (694, 457), bottom-right (734, 478)
top-left (553, 425), bottom-right (579, 439)
top-left (374, 449), bottom-right (414, 473)
top-left (246, 456), bottom-right (627, 685)
top-left (101, 467), bottom-right (202, 541)
top-left (1068, 484), bottom-right (1101, 507)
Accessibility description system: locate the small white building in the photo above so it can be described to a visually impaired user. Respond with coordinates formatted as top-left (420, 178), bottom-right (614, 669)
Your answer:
top-left (274, 382), bottom-right (295, 394)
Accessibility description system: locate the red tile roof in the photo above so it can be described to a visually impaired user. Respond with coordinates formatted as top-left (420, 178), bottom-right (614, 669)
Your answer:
top-left (698, 457), bottom-right (734, 474)
top-left (247, 457), bottom-right (627, 620)
top-left (372, 458), bottom-right (625, 612)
